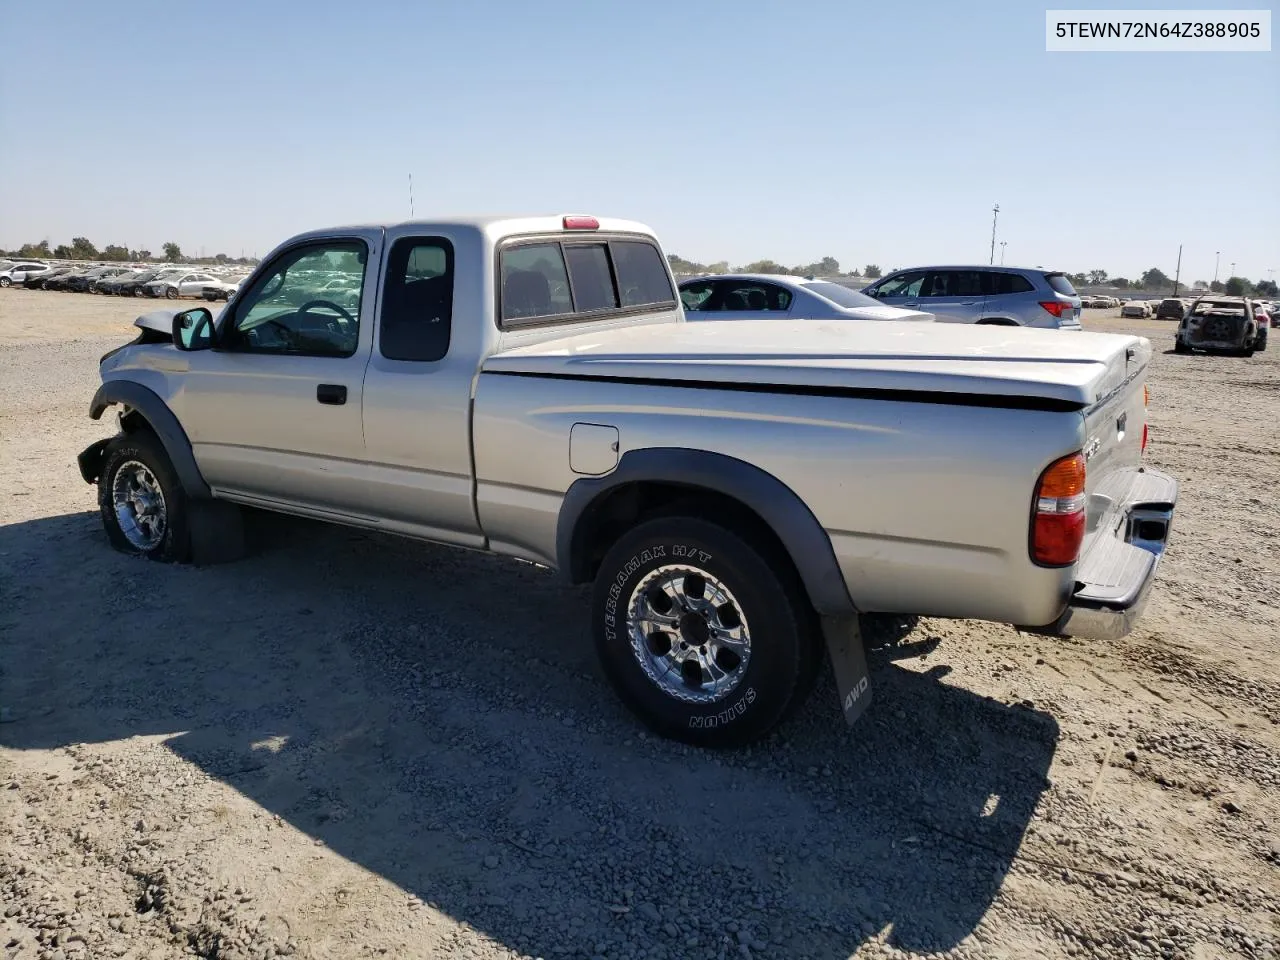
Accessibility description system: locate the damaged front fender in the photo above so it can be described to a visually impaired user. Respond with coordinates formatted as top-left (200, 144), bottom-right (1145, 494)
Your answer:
top-left (77, 437), bottom-right (112, 484)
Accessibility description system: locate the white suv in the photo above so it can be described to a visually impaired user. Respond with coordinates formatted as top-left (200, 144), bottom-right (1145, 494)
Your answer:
top-left (0, 262), bottom-right (51, 287)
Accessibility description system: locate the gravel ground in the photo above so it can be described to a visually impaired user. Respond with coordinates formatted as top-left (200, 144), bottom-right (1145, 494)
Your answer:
top-left (1, 290), bottom-right (1277, 960)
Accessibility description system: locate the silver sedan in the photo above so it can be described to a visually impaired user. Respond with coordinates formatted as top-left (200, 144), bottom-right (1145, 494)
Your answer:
top-left (679, 274), bottom-right (934, 323)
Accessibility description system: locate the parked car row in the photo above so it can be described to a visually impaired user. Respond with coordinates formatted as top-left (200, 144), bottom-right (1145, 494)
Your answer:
top-left (679, 264), bottom-right (1086, 330)
top-left (1, 261), bottom-right (246, 301)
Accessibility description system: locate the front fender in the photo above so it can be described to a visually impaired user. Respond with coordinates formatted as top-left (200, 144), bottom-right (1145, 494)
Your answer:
top-left (88, 381), bottom-right (211, 498)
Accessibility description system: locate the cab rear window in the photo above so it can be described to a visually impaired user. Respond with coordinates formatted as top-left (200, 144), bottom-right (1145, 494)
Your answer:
top-left (500, 236), bottom-right (675, 327)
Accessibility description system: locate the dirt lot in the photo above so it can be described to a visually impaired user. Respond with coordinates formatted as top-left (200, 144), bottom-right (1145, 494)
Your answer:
top-left (1, 289), bottom-right (1277, 960)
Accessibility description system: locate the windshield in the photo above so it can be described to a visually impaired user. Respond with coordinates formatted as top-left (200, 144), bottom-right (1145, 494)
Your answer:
top-left (802, 282), bottom-right (882, 309)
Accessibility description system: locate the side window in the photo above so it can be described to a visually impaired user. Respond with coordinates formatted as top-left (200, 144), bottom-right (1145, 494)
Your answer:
top-left (564, 244), bottom-right (618, 312)
top-left (680, 280), bottom-right (716, 311)
top-left (986, 272), bottom-right (1035, 295)
top-left (222, 240), bottom-right (366, 357)
top-left (715, 282), bottom-right (788, 311)
top-left (379, 237), bottom-right (453, 362)
top-left (612, 240), bottom-right (675, 307)
top-left (924, 270), bottom-right (984, 297)
top-left (502, 243), bottom-right (573, 321)
top-left (872, 271), bottom-right (926, 298)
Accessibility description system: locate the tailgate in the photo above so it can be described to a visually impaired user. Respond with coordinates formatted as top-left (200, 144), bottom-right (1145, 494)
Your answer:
top-left (1023, 334), bottom-right (1180, 640)
top-left (1080, 338), bottom-right (1150, 526)
top-left (1069, 336), bottom-right (1178, 628)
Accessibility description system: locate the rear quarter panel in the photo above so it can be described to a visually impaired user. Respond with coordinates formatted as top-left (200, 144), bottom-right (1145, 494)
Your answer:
top-left (472, 375), bottom-right (1086, 626)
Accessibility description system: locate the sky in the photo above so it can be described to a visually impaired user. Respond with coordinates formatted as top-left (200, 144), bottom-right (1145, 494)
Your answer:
top-left (1, 0), bottom-right (1276, 283)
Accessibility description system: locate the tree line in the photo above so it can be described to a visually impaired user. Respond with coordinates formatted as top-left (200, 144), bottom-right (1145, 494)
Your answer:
top-left (1062, 267), bottom-right (1277, 297)
top-left (667, 254), bottom-right (883, 280)
top-left (667, 255), bottom-right (1278, 297)
top-left (1, 237), bottom-right (259, 267)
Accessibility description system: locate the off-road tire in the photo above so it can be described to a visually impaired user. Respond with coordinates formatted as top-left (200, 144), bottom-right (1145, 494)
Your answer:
top-left (98, 432), bottom-right (192, 563)
top-left (591, 516), bottom-right (813, 748)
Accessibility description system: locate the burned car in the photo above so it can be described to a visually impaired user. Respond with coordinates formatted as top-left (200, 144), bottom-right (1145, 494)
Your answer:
top-left (1175, 296), bottom-right (1267, 356)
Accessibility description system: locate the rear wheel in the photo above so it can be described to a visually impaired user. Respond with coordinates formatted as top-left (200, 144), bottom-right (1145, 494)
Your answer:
top-left (591, 516), bottom-right (814, 748)
top-left (1174, 337), bottom-right (1190, 353)
top-left (98, 432), bottom-right (191, 562)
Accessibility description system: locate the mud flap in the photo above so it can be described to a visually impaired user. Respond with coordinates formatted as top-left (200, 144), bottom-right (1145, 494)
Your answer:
top-left (822, 615), bottom-right (873, 727)
top-left (188, 500), bottom-right (247, 566)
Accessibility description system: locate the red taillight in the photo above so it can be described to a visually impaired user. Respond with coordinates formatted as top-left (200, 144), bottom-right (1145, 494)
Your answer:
top-left (562, 215), bottom-right (599, 230)
top-left (1039, 300), bottom-right (1070, 318)
top-left (1032, 452), bottom-right (1086, 566)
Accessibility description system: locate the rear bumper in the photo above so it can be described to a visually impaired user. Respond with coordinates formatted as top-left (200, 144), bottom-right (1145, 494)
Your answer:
top-left (1023, 467), bottom-right (1178, 641)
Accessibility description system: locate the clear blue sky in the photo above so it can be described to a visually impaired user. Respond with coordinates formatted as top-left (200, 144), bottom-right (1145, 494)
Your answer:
top-left (2, 0), bottom-right (1276, 282)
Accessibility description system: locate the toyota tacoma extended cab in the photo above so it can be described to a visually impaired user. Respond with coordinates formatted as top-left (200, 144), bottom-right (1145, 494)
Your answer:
top-left (78, 214), bottom-right (1179, 747)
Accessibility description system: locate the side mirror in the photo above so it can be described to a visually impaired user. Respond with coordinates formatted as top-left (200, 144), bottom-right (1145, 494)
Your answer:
top-left (172, 307), bottom-right (214, 351)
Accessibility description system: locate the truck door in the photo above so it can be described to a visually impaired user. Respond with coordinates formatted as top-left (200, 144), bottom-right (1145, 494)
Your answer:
top-left (175, 231), bottom-right (380, 514)
top-left (358, 229), bottom-right (485, 547)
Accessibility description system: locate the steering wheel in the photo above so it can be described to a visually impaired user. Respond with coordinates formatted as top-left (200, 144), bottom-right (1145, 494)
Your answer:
top-left (242, 317), bottom-right (298, 345)
top-left (297, 299), bottom-right (356, 327)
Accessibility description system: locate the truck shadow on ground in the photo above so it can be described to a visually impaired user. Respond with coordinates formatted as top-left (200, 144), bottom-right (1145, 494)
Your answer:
top-left (1, 510), bottom-right (1059, 959)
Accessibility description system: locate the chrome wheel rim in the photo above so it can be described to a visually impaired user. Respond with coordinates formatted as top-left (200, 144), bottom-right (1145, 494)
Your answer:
top-left (111, 460), bottom-right (167, 551)
top-left (627, 565), bottom-right (751, 703)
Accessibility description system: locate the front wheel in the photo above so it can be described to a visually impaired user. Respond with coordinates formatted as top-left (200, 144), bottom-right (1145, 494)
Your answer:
top-left (165, 287), bottom-right (179, 300)
top-left (591, 516), bottom-right (814, 747)
top-left (0, 277), bottom-right (10, 287)
top-left (98, 433), bottom-right (191, 562)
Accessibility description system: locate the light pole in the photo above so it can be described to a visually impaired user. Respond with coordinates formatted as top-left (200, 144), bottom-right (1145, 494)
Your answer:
top-left (999, 241), bottom-right (1007, 265)
top-left (1214, 251), bottom-right (1220, 284)
top-left (988, 204), bottom-right (1000, 265)
top-left (1230, 261), bottom-right (1236, 279)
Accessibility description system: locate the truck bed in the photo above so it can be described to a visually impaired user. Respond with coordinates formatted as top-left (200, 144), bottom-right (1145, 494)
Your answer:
top-left (485, 319), bottom-right (1146, 409)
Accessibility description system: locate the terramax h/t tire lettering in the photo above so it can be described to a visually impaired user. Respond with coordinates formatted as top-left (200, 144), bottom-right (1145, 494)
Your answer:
top-left (591, 516), bottom-right (809, 748)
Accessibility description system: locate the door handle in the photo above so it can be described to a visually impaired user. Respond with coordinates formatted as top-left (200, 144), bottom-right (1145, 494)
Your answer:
top-left (316, 384), bottom-right (347, 405)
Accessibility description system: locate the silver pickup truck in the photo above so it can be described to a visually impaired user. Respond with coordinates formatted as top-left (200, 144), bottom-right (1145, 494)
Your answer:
top-left (77, 214), bottom-right (1178, 747)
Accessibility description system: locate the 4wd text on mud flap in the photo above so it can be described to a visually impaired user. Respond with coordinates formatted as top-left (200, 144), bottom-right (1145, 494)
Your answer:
top-left (843, 676), bottom-right (869, 712)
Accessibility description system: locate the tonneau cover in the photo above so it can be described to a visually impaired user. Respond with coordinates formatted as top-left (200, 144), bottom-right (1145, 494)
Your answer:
top-left (486, 319), bottom-right (1148, 408)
